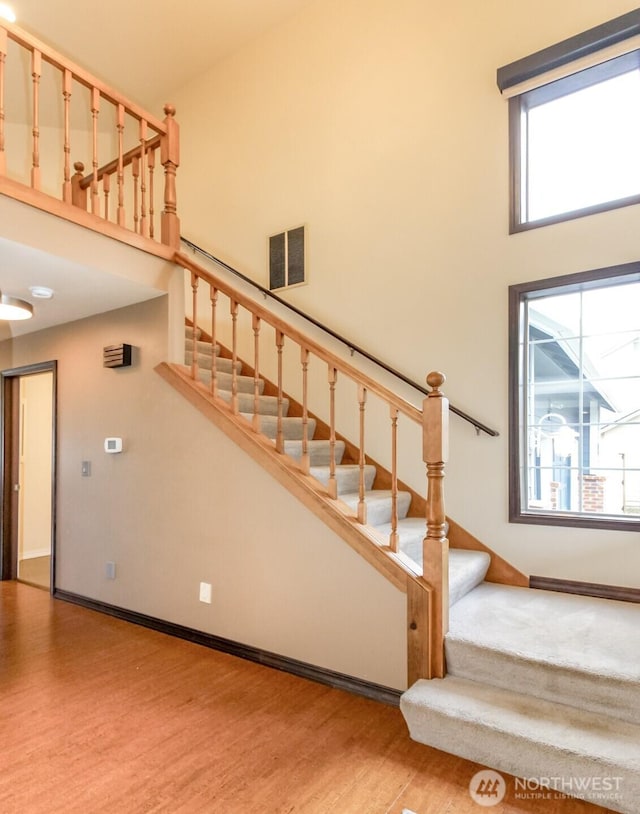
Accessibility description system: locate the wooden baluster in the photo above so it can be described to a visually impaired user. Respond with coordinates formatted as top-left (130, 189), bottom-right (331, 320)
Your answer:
top-left (300, 348), bottom-right (310, 473)
top-left (148, 148), bottom-right (156, 239)
top-left (0, 27), bottom-right (5, 175)
top-left (132, 155), bottom-right (140, 233)
top-left (71, 161), bottom-right (87, 209)
top-left (116, 104), bottom-right (125, 227)
top-left (252, 315), bottom-right (261, 432)
top-left (61, 69), bottom-right (72, 202)
top-left (357, 385), bottom-right (367, 524)
top-left (103, 172), bottom-right (110, 220)
top-left (327, 366), bottom-right (338, 499)
top-left (160, 103), bottom-right (180, 248)
top-left (139, 119), bottom-right (148, 238)
top-left (31, 49), bottom-right (42, 189)
top-left (389, 406), bottom-right (399, 552)
top-left (210, 286), bottom-right (218, 397)
top-left (230, 299), bottom-right (239, 414)
top-left (90, 87), bottom-right (100, 214)
top-left (190, 273), bottom-right (199, 381)
top-left (423, 371), bottom-right (449, 679)
top-left (275, 330), bottom-right (285, 454)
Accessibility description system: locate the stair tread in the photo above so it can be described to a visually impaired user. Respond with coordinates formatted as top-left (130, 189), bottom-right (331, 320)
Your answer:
top-left (448, 582), bottom-right (640, 681)
top-left (310, 464), bottom-right (376, 495)
top-left (339, 489), bottom-right (412, 526)
top-left (446, 582), bottom-right (640, 726)
top-left (284, 439), bottom-right (346, 465)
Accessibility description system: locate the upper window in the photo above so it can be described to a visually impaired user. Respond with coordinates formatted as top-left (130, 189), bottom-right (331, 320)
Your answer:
top-left (510, 52), bottom-right (640, 229)
top-left (498, 9), bottom-right (640, 232)
top-left (509, 263), bottom-right (640, 531)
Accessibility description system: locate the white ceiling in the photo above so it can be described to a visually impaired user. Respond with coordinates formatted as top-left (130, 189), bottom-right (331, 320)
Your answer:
top-left (1, 0), bottom-right (312, 337)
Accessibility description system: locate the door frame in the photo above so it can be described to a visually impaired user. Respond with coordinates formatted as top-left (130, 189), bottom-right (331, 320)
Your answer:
top-left (0, 361), bottom-right (57, 591)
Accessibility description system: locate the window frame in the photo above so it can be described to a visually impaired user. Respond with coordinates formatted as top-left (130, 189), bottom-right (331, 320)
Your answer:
top-left (508, 261), bottom-right (640, 532)
top-left (509, 49), bottom-right (640, 233)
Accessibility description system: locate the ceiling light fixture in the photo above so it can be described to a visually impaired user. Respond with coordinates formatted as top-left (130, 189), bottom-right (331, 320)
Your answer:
top-left (29, 285), bottom-right (54, 299)
top-left (0, 295), bottom-right (33, 321)
top-left (0, 3), bottom-right (16, 22)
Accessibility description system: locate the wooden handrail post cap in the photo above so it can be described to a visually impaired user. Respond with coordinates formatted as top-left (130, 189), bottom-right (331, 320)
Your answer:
top-left (423, 371), bottom-right (449, 465)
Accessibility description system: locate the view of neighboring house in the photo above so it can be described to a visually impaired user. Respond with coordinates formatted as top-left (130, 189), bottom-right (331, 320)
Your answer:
top-left (525, 286), bottom-right (640, 517)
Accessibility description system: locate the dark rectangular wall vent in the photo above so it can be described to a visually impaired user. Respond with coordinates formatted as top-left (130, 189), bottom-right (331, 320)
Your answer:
top-left (269, 226), bottom-right (306, 290)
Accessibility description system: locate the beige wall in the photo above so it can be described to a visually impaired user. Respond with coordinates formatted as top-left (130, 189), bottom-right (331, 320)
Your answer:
top-left (168, 0), bottom-right (640, 585)
top-left (0, 298), bottom-right (407, 689)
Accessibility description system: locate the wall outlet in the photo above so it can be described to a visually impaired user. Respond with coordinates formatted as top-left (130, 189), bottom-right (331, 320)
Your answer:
top-left (199, 581), bottom-right (212, 604)
top-left (105, 561), bottom-right (116, 580)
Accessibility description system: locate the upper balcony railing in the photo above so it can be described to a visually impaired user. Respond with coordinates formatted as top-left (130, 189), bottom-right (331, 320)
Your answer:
top-left (0, 21), bottom-right (180, 253)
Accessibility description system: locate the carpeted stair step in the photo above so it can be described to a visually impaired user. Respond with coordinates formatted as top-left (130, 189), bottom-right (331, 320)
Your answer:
top-left (400, 674), bottom-right (639, 814)
top-left (340, 489), bottom-right (411, 526)
top-left (241, 414), bottom-right (316, 441)
top-left (375, 517), bottom-right (450, 564)
top-left (445, 582), bottom-right (640, 726)
top-left (283, 439), bottom-right (346, 466)
top-left (309, 464), bottom-right (376, 495)
top-left (185, 349), bottom-right (242, 374)
top-left (216, 389), bottom-right (289, 416)
top-left (197, 369), bottom-right (265, 395)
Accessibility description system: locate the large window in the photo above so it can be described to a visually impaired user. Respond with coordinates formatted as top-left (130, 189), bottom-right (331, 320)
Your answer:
top-left (509, 264), bottom-right (640, 530)
top-left (498, 9), bottom-right (640, 232)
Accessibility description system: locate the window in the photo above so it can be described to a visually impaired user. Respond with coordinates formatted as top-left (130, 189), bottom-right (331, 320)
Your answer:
top-left (497, 9), bottom-right (640, 231)
top-left (509, 263), bottom-right (640, 530)
top-left (510, 52), bottom-right (640, 229)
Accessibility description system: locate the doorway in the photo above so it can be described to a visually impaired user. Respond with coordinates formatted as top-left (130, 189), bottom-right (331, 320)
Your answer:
top-left (1, 362), bottom-right (56, 591)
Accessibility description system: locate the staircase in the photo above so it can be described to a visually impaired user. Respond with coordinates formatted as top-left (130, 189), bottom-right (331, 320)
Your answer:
top-left (185, 325), bottom-right (491, 603)
top-left (167, 305), bottom-right (640, 814)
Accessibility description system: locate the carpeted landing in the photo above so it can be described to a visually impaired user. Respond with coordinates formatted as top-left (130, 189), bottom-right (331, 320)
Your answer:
top-left (401, 583), bottom-right (640, 814)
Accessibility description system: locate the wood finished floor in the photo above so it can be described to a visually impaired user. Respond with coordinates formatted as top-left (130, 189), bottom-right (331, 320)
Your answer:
top-left (0, 582), bottom-right (612, 814)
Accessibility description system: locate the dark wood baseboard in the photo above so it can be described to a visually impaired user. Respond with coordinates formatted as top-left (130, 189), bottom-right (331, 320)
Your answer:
top-left (53, 589), bottom-right (402, 707)
top-left (529, 575), bottom-right (640, 604)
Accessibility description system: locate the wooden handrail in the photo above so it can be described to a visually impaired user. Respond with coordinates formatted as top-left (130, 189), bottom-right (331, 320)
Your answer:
top-left (78, 134), bottom-right (162, 188)
top-left (180, 238), bottom-right (499, 437)
top-left (2, 21), bottom-right (166, 130)
top-left (178, 251), bottom-right (449, 682)
top-left (175, 251), bottom-right (422, 425)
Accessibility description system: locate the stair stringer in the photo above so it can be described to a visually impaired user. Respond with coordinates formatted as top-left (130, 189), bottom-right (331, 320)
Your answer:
top-left (156, 361), bottom-right (419, 592)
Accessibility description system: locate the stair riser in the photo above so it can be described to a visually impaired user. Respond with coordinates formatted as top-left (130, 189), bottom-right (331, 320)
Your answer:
top-left (445, 639), bottom-right (640, 727)
top-left (243, 415), bottom-right (316, 441)
top-left (185, 351), bottom-right (242, 373)
top-left (217, 390), bottom-right (289, 416)
top-left (198, 369), bottom-right (264, 395)
top-left (284, 440), bottom-right (346, 466)
top-left (310, 465), bottom-right (376, 495)
top-left (400, 697), bottom-right (636, 814)
top-left (341, 491), bottom-right (412, 526)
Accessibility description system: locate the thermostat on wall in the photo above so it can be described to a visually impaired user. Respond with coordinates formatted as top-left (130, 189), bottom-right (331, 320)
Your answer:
top-left (104, 437), bottom-right (123, 454)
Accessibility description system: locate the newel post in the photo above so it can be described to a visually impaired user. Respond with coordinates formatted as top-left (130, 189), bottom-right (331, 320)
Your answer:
top-left (407, 371), bottom-right (450, 685)
top-left (160, 104), bottom-right (180, 249)
top-left (70, 161), bottom-right (87, 210)
top-left (423, 371), bottom-right (450, 678)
